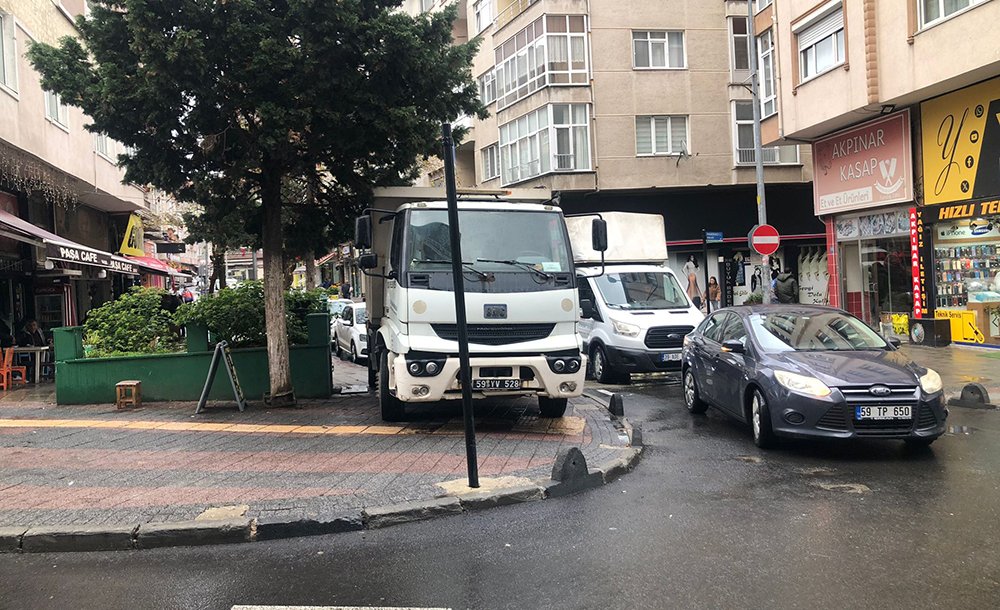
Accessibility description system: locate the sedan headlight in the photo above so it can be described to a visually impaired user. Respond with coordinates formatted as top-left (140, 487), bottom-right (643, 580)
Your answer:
top-left (774, 370), bottom-right (832, 398)
top-left (919, 368), bottom-right (942, 394)
top-left (611, 318), bottom-right (640, 337)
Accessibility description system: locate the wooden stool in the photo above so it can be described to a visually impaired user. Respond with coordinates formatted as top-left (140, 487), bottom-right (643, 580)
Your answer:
top-left (116, 380), bottom-right (142, 410)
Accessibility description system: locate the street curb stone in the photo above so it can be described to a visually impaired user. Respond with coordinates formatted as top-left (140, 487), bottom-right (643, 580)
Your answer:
top-left (135, 518), bottom-right (252, 549)
top-left (0, 527), bottom-right (28, 552)
top-left (458, 484), bottom-right (545, 511)
top-left (256, 513), bottom-right (364, 541)
top-left (21, 524), bottom-right (138, 553)
top-left (596, 447), bottom-right (643, 483)
top-left (363, 496), bottom-right (463, 529)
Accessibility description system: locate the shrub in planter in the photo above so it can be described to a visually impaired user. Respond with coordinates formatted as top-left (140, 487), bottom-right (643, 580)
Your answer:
top-left (83, 287), bottom-right (183, 357)
top-left (174, 281), bottom-right (327, 348)
top-left (743, 293), bottom-right (764, 305)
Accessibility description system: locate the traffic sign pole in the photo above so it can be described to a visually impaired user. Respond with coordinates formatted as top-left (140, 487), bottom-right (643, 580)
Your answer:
top-left (747, 1), bottom-right (774, 304)
top-left (702, 229), bottom-right (711, 313)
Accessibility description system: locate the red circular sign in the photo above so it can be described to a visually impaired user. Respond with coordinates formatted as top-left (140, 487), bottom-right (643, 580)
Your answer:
top-left (749, 224), bottom-right (780, 256)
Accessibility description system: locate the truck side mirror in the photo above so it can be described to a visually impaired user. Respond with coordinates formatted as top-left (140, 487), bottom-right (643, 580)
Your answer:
top-left (358, 253), bottom-right (378, 270)
top-left (580, 298), bottom-right (596, 319)
top-left (355, 216), bottom-right (372, 249)
top-left (591, 218), bottom-right (608, 252)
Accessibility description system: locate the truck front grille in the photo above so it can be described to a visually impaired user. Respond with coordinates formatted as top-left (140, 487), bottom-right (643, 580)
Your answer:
top-left (431, 323), bottom-right (555, 346)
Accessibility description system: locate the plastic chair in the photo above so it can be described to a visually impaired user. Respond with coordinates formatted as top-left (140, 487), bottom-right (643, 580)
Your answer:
top-left (0, 348), bottom-right (28, 391)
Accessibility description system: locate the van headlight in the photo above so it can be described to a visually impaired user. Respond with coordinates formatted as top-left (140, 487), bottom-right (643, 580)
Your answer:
top-left (774, 370), bottom-right (831, 398)
top-left (611, 318), bottom-right (640, 337)
top-left (919, 368), bottom-right (942, 394)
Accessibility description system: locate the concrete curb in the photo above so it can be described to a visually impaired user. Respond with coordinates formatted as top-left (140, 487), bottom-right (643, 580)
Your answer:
top-left (0, 396), bottom-right (645, 554)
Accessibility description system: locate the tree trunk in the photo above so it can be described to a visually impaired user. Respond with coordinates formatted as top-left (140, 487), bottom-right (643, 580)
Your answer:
top-left (209, 248), bottom-right (227, 294)
top-left (261, 172), bottom-right (295, 406)
top-left (305, 256), bottom-right (317, 290)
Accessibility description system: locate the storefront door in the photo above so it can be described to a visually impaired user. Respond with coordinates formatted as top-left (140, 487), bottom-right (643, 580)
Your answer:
top-left (840, 237), bottom-right (912, 332)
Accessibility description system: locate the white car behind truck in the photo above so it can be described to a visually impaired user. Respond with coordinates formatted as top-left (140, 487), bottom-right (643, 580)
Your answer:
top-left (355, 187), bottom-right (608, 422)
top-left (567, 212), bottom-right (704, 384)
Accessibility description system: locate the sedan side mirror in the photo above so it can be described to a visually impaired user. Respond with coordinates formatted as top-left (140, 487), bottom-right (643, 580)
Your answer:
top-left (887, 337), bottom-right (901, 348)
top-left (721, 339), bottom-right (745, 354)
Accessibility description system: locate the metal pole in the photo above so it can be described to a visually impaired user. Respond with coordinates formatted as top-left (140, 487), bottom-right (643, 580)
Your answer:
top-left (702, 229), bottom-right (711, 314)
top-left (442, 123), bottom-right (479, 488)
top-left (747, 2), bottom-right (774, 304)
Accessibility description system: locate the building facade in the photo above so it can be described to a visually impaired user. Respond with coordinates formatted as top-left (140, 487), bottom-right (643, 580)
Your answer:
top-left (412, 0), bottom-right (820, 307)
top-left (0, 0), bottom-right (148, 333)
top-left (763, 0), bottom-right (1000, 345)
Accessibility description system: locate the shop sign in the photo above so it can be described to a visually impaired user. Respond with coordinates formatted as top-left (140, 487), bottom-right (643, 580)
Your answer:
top-left (119, 214), bottom-right (145, 257)
top-left (909, 208), bottom-right (923, 317)
top-left (813, 110), bottom-right (913, 215)
top-left (46, 243), bottom-right (111, 267)
top-left (835, 208), bottom-right (909, 241)
top-left (936, 218), bottom-right (1000, 241)
top-left (921, 76), bottom-right (1000, 206)
top-left (108, 259), bottom-right (138, 275)
top-left (935, 309), bottom-right (986, 343)
top-left (930, 198), bottom-right (1000, 222)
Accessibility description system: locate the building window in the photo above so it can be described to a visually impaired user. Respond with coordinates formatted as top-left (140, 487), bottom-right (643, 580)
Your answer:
top-left (757, 30), bottom-right (776, 118)
top-left (0, 12), bottom-right (16, 92)
top-left (920, 0), bottom-right (986, 28)
top-left (478, 69), bottom-right (496, 105)
top-left (494, 15), bottom-right (588, 110)
top-left (421, 0), bottom-right (435, 12)
top-left (635, 115), bottom-right (688, 156)
top-left (755, 0), bottom-right (774, 11)
top-left (632, 31), bottom-right (685, 69)
top-left (732, 101), bottom-right (799, 165)
top-left (481, 143), bottom-right (500, 182)
top-left (474, 0), bottom-right (493, 33)
top-left (94, 133), bottom-right (113, 160)
top-left (499, 103), bottom-right (590, 186)
top-left (44, 90), bottom-right (69, 128)
top-left (797, 6), bottom-right (845, 83)
top-left (730, 17), bottom-right (750, 72)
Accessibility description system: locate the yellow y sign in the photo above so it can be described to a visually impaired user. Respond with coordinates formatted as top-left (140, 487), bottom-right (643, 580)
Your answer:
top-left (119, 213), bottom-right (145, 256)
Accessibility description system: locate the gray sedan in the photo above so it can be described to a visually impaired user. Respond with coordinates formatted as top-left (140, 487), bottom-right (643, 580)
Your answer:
top-left (681, 305), bottom-right (947, 448)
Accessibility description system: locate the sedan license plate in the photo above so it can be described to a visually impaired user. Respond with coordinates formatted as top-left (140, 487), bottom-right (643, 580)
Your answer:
top-left (855, 405), bottom-right (912, 420)
top-left (659, 353), bottom-right (682, 362)
top-left (472, 378), bottom-right (522, 391)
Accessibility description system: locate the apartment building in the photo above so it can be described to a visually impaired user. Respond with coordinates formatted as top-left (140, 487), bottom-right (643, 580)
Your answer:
top-left (0, 0), bottom-right (163, 330)
top-left (413, 0), bottom-right (821, 307)
top-left (762, 0), bottom-right (1000, 345)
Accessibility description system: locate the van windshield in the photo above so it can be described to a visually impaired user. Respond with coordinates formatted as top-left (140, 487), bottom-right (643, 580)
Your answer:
top-left (594, 272), bottom-right (690, 310)
top-left (406, 209), bottom-right (571, 275)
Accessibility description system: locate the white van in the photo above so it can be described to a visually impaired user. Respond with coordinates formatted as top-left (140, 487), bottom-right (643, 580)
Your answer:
top-left (567, 213), bottom-right (704, 383)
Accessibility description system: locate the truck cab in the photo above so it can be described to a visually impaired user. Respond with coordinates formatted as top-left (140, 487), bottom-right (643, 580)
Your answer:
top-left (356, 188), bottom-right (601, 422)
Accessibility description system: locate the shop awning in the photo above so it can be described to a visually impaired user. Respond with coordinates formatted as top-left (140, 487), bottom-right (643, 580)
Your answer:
top-left (316, 251), bottom-right (338, 266)
top-left (0, 209), bottom-right (139, 275)
top-left (126, 255), bottom-right (183, 276)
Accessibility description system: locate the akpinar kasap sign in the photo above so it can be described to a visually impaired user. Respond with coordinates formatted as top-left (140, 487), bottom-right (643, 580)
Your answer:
top-left (812, 110), bottom-right (913, 215)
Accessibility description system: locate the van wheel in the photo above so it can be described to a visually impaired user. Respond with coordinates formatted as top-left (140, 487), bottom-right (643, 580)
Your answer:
top-left (334, 340), bottom-right (343, 359)
top-left (351, 341), bottom-right (359, 363)
top-left (591, 344), bottom-right (625, 384)
top-left (539, 396), bottom-right (568, 418)
top-left (379, 349), bottom-right (404, 422)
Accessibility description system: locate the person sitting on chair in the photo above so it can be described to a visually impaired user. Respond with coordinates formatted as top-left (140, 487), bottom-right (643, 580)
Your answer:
top-left (16, 319), bottom-right (47, 347)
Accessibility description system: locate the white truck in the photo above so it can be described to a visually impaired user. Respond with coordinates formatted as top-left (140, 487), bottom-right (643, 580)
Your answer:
top-left (567, 212), bottom-right (704, 384)
top-left (355, 187), bottom-right (607, 422)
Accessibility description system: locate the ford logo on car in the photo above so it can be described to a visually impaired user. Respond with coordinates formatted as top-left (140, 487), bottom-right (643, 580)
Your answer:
top-left (869, 385), bottom-right (892, 396)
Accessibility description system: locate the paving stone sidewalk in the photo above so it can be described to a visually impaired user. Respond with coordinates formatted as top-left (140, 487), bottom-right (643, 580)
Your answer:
top-left (899, 344), bottom-right (1000, 402)
top-left (0, 373), bottom-right (632, 534)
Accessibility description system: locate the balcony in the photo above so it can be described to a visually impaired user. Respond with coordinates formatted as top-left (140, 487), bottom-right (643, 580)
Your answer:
top-left (496, 0), bottom-right (540, 30)
top-left (736, 145), bottom-right (799, 165)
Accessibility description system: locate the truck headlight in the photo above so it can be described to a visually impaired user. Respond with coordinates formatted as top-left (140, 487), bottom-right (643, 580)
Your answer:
top-left (774, 370), bottom-right (831, 398)
top-left (919, 368), bottom-right (943, 394)
top-left (611, 318), bottom-right (640, 337)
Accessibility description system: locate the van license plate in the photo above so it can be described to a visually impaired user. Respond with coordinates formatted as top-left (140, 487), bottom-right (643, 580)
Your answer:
top-left (472, 379), bottom-right (522, 391)
top-left (855, 406), bottom-right (911, 420)
top-left (659, 353), bottom-right (682, 362)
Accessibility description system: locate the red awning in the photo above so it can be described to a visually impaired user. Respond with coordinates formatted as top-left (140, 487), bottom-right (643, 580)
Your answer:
top-left (126, 255), bottom-right (183, 276)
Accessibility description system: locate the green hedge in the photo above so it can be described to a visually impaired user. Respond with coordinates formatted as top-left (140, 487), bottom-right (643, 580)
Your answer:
top-left (83, 287), bottom-right (183, 357)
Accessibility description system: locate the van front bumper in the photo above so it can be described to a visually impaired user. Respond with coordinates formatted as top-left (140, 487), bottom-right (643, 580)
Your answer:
top-left (604, 345), bottom-right (684, 373)
top-left (390, 353), bottom-right (586, 403)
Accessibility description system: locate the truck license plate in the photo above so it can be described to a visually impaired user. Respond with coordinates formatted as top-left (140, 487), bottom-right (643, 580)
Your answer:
top-left (659, 353), bottom-right (682, 362)
top-left (855, 405), bottom-right (912, 420)
top-left (472, 379), bottom-right (522, 391)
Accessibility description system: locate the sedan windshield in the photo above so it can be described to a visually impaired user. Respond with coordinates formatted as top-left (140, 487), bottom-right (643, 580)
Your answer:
top-left (406, 209), bottom-right (571, 274)
top-left (593, 272), bottom-right (689, 310)
top-left (749, 311), bottom-right (888, 352)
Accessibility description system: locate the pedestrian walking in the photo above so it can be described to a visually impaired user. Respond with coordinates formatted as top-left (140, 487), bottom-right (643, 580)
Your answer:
top-left (775, 271), bottom-right (799, 303)
top-left (705, 277), bottom-right (721, 311)
top-left (340, 280), bottom-right (352, 300)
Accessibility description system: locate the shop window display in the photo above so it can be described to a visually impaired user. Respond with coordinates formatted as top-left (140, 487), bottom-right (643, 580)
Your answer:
top-left (932, 217), bottom-right (1000, 343)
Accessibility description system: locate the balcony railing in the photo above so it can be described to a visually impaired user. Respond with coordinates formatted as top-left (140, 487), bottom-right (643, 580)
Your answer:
top-left (495, 0), bottom-right (540, 30)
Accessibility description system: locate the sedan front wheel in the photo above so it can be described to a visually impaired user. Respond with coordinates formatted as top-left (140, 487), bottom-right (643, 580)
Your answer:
top-left (750, 388), bottom-right (777, 449)
top-left (683, 368), bottom-right (708, 414)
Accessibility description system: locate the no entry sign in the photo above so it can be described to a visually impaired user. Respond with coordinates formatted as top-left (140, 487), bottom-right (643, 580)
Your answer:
top-left (749, 224), bottom-right (780, 256)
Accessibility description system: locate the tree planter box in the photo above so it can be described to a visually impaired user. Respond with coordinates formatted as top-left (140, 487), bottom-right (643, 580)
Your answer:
top-left (52, 314), bottom-right (332, 405)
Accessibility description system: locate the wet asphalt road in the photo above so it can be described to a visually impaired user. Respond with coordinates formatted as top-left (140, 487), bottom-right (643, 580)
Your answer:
top-left (2, 378), bottom-right (999, 609)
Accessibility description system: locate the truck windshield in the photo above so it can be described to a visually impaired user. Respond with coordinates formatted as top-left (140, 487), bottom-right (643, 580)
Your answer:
top-left (406, 209), bottom-right (571, 275)
top-left (593, 272), bottom-right (690, 310)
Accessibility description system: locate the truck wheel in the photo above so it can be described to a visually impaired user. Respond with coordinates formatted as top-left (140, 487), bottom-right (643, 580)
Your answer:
top-left (591, 344), bottom-right (625, 384)
top-left (378, 349), bottom-right (405, 422)
top-left (538, 396), bottom-right (568, 418)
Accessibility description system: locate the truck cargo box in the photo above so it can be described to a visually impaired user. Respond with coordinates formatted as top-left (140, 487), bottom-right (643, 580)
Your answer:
top-left (566, 212), bottom-right (667, 265)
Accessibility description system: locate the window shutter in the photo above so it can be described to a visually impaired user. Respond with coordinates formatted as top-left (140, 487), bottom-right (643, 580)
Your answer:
top-left (798, 7), bottom-right (843, 51)
top-left (636, 117), bottom-right (653, 154)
